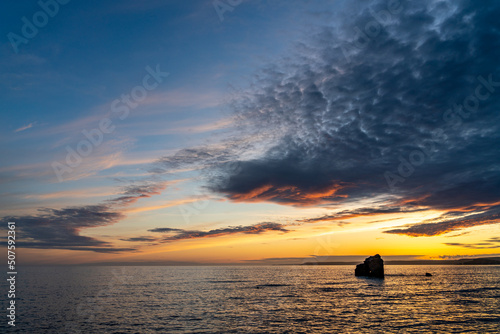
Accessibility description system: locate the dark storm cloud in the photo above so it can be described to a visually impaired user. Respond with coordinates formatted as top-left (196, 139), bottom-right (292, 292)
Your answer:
top-left (202, 0), bottom-right (500, 231)
top-left (385, 205), bottom-right (500, 236)
top-left (149, 222), bottom-right (289, 242)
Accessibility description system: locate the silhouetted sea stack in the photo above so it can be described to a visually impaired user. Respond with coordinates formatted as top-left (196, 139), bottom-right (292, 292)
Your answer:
top-left (425, 272), bottom-right (432, 277)
top-left (355, 254), bottom-right (384, 278)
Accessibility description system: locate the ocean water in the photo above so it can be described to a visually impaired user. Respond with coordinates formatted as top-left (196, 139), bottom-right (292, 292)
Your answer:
top-left (1, 265), bottom-right (499, 333)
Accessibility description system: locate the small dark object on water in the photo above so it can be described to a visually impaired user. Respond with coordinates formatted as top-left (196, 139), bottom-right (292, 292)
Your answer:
top-left (425, 273), bottom-right (432, 277)
top-left (355, 254), bottom-right (384, 278)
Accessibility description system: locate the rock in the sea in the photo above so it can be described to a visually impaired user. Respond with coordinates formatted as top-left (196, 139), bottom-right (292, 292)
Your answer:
top-left (425, 272), bottom-right (432, 277)
top-left (355, 254), bottom-right (384, 278)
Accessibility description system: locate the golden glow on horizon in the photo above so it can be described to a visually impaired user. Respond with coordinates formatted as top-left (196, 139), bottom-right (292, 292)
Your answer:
top-left (19, 207), bottom-right (499, 265)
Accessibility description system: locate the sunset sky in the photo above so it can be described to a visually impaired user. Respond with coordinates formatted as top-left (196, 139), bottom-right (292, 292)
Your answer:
top-left (1, 0), bottom-right (500, 265)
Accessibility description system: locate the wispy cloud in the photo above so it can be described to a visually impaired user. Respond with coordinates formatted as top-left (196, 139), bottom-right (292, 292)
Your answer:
top-left (0, 181), bottom-right (170, 252)
top-left (23, 187), bottom-right (118, 200)
top-left (445, 237), bottom-right (500, 249)
top-left (385, 206), bottom-right (500, 237)
top-left (2, 205), bottom-right (129, 252)
top-left (156, 118), bottom-right (235, 135)
top-left (108, 182), bottom-right (168, 206)
top-left (141, 89), bottom-right (223, 109)
top-left (124, 197), bottom-right (205, 214)
top-left (149, 222), bottom-right (290, 242)
top-left (14, 122), bottom-right (36, 133)
top-left (120, 236), bottom-right (158, 242)
top-left (300, 206), bottom-right (426, 223)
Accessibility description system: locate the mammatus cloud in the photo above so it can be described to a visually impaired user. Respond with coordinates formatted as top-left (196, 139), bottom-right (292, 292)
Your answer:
top-left (149, 222), bottom-right (289, 242)
top-left (198, 0), bottom-right (500, 220)
top-left (147, 0), bottom-right (500, 239)
top-left (141, 0), bottom-right (500, 238)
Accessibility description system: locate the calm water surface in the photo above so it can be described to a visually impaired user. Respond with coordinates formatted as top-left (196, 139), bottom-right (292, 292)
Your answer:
top-left (1, 265), bottom-right (499, 333)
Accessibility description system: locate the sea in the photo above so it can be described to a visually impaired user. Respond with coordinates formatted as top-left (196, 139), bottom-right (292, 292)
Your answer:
top-left (1, 265), bottom-right (499, 333)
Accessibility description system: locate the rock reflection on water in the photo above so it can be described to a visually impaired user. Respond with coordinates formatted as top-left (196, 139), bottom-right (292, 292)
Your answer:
top-left (1, 265), bottom-right (499, 333)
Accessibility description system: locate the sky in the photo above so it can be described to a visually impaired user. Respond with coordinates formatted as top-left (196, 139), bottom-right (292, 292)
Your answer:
top-left (1, 0), bottom-right (500, 265)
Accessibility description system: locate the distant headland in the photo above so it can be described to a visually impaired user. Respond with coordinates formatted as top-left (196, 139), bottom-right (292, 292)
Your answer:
top-left (302, 257), bottom-right (500, 266)
top-left (64, 256), bottom-right (500, 266)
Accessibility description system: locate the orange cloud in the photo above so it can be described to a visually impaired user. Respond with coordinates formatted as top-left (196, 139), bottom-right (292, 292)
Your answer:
top-left (385, 209), bottom-right (500, 237)
top-left (124, 197), bottom-right (205, 214)
top-left (228, 183), bottom-right (349, 206)
top-left (300, 206), bottom-right (426, 223)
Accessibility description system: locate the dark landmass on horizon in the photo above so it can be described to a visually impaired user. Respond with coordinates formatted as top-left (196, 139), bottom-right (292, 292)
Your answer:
top-left (303, 257), bottom-right (500, 266)
top-left (31, 256), bottom-right (500, 266)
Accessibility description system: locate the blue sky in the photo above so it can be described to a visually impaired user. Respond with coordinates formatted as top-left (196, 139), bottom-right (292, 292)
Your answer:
top-left (1, 0), bottom-right (330, 191)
